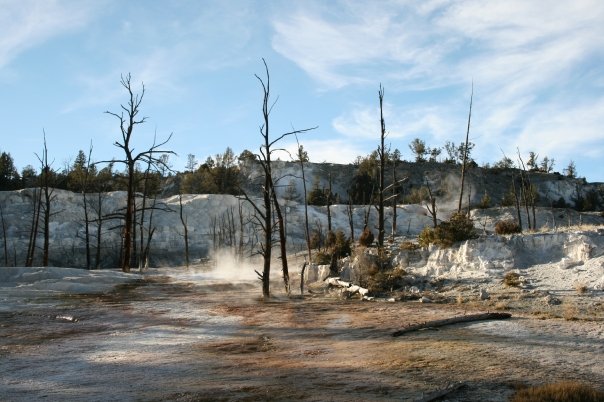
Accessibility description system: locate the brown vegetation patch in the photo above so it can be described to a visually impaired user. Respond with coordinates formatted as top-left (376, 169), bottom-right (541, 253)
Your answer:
top-left (511, 381), bottom-right (604, 402)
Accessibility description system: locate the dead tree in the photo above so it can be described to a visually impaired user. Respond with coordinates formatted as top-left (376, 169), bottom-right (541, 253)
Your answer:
top-left (78, 143), bottom-right (95, 269)
top-left (347, 193), bottom-right (355, 243)
top-left (103, 73), bottom-right (174, 272)
top-left (237, 200), bottom-right (246, 260)
top-left (457, 83), bottom-right (473, 213)
top-left (178, 193), bottom-right (190, 267)
top-left (35, 133), bottom-right (56, 267)
top-left (0, 201), bottom-right (8, 266)
top-left (391, 159), bottom-right (398, 237)
top-left (296, 137), bottom-right (311, 294)
top-left (377, 84), bottom-right (387, 247)
top-left (511, 173), bottom-right (523, 231)
top-left (241, 59), bottom-right (316, 297)
top-left (425, 179), bottom-right (438, 228)
top-left (25, 187), bottom-right (42, 267)
top-left (517, 150), bottom-right (536, 230)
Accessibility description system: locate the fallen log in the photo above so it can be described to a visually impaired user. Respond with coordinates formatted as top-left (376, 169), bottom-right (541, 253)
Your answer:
top-left (392, 312), bottom-right (511, 337)
top-left (418, 381), bottom-right (466, 402)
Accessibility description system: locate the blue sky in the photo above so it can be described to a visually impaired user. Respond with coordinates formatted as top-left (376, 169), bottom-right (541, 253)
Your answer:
top-left (1, 0), bottom-right (604, 181)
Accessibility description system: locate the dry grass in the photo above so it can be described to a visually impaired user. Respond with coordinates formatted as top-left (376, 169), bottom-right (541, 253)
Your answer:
top-left (503, 271), bottom-right (522, 287)
top-left (399, 241), bottom-right (420, 251)
top-left (562, 302), bottom-right (579, 321)
top-left (574, 282), bottom-right (588, 294)
top-left (536, 223), bottom-right (603, 234)
top-left (511, 381), bottom-right (604, 402)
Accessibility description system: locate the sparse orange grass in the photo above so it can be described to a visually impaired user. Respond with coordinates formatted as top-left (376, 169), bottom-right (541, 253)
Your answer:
top-left (511, 381), bottom-right (604, 402)
top-left (503, 271), bottom-right (522, 287)
top-left (574, 282), bottom-right (588, 294)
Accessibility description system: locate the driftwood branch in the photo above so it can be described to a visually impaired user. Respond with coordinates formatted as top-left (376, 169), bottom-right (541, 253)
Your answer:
top-left (392, 312), bottom-right (512, 337)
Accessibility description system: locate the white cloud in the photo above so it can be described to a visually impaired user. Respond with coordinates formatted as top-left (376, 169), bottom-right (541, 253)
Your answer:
top-left (271, 0), bottom-right (604, 176)
top-left (332, 103), bottom-right (456, 143)
top-left (0, 0), bottom-right (102, 68)
top-left (278, 139), bottom-right (367, 165)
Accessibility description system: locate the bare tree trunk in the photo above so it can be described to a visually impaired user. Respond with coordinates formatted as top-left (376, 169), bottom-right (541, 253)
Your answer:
top-left (296, 136), bottom-right (311, 295)
top-left (458, 83), bottom-right (473, 213)
top-left (347, 195), bottom-right (355, 243)
top-left (511, 173), bottom-right (523, 231)
top-left (36, 134), bottom-right (55, 267)
top-left (377, 85), bottom-right (386, 247)
top-left (326, 171), bottom-right (332, 233)
top-left (138, 166), bottom-right (151, 270)
top-left (179, 193), bottom-right (190, 267)
top-left (517, 151), bottom-right (533, 230)
top-left (0, 202), bottom-right (8, 266)
top-left (123, 163), bottom-right (135, 272)
top-left (425, 180), bottom-right (438, 228)
top-left (25, 188), bottom-right (42, 267)
top-left (270, 182), bottom-right (290, 294)
top-left (237, 200), bottom-right (245, 260)
top-left (95, 192), bottom-right (104, 269)
top-left (391, 162), bottom-right (397, 238)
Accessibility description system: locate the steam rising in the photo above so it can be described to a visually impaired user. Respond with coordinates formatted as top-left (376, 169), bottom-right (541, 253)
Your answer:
top-left (206, 249), bottom-right (260, 282)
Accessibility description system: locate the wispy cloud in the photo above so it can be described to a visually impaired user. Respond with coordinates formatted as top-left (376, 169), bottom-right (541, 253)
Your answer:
top-left (332, 103), bottom-right (454, 143)
top-left (0, 0), bottom-right (102, 69)
top-left (271, 0), bottom-right (604, 170)
top-left (279, 138), bottom-right (368, 164)
top-left (62, 1), bottom-right (259, 113)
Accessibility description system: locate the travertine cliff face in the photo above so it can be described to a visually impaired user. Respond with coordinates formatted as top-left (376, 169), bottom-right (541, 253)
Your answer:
top-left (1, 160), bottom-right (603, 270)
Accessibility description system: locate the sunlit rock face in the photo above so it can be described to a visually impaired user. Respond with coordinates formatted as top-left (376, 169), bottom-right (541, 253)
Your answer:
top-left (1, 162), bottom-right (604, 270)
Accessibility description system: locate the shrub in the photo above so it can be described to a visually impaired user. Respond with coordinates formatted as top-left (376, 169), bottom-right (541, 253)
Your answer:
top-left (477, 193), bottom-right (491, 209)
top-left (418, 227), bottom-right (436, 248)
top-left (403, 186), bottom-right (430, 204)
top-left (503, 271), bottom-right (521, 287)
top-left (312, 251), bottom-right (331, 265)
top-left (574, 282), bottom-right (588, 294)
top-left (309, 230), bottom-right (323, 250)
top-left (356, 252), bottom-right (403, 294)
top-left (419, 213), bottom-right (477, 248)
top-left (511, 381), bottom-right (604, 402)
top-left (552, 197), bottom-right (568, 208)
top-left (495, 219), bottom-right (522, 235)
top-left (332, 230), bottom-right (351, 258)
top-left (358, 227), bottom-right (374, 247)
top-left (307, 187), bottom-right (327, 206)
top-left (400, 241), bottom-right (420, 251)
top-left (325, 230), bottom-right (336, 248)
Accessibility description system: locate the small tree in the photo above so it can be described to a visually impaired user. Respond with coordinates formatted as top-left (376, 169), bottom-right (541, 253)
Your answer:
top-left (408, 138), bottom-right (427, 162)
top-left (564, 160), bottom-right (577, 178)
top-left (527, 151), bottom-right (538, 171)
top-left (493, 156), bottom-right (515, 169)
top-left (0, 151), bottom-right (20, 191)
top-left (539, 156), bottom-right (555, 173)
top-left (185, 154), bottom-right (198, 172)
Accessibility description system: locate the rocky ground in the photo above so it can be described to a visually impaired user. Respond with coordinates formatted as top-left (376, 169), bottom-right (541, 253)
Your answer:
top-left (0, 259), bottom-right (602, 401)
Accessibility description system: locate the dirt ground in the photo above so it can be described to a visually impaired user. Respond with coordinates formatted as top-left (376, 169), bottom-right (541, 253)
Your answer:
top-left (1, 270), bottom-right (603, 402)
